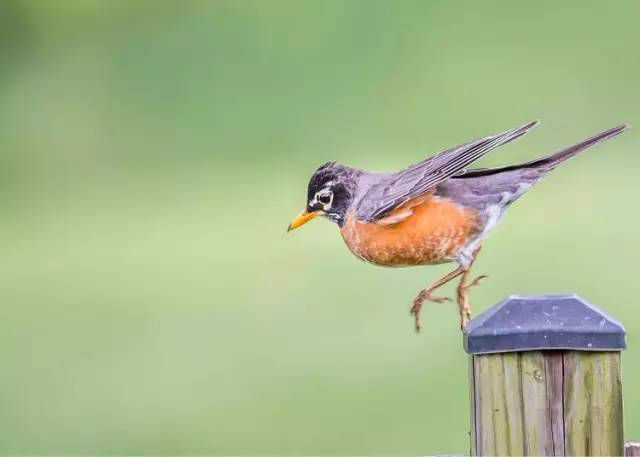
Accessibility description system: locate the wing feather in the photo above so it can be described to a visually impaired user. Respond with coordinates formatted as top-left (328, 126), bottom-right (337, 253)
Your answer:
top-left (357, 120), bottom-right (539, 221)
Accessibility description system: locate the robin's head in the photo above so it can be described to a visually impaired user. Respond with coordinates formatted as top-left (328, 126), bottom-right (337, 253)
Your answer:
top-left (288, 162), bottom-right (357, 231)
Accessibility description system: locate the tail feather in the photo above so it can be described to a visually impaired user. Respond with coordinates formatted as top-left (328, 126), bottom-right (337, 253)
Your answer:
top-left (460, 124), bottom-right (629, 178)
top-left (520, 124), bottom-right (629, 170)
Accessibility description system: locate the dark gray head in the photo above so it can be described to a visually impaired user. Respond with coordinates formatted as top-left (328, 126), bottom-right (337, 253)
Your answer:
top-left (288, 162), bottom-right (358, 231)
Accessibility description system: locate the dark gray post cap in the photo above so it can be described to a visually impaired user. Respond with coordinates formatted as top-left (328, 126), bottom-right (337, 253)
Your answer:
top-left (464, 294), bottom-right (626, 354)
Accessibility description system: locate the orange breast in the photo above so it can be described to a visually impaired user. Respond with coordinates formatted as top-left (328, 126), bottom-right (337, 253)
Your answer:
top-left (340, 195), bottom-right (481, 266)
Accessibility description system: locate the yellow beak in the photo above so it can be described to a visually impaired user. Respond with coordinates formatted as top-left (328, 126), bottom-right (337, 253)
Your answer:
top-left (287, 210), bottom-right (322, 232)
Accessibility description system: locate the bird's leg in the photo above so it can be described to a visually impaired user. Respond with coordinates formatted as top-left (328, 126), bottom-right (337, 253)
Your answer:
top-left (411, 267), bottom-right (464, 333)
top-left (456, 246), bottom-right (487, 330)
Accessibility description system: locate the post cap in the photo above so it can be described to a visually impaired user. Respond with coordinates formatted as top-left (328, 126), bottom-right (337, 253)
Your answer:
top-left (464, 294), bottom-right (626, 354)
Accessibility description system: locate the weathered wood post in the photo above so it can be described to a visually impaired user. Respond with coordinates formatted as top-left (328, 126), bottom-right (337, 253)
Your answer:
top-left (464, 294), bottom-right (626, 456)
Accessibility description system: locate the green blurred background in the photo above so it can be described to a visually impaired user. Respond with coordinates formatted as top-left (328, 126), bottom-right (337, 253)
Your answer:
top-left (1, 0), bottom-right (639, 454)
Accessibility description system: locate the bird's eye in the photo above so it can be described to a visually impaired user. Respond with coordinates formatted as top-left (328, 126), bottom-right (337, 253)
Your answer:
top-left (317, 192), bottom-right (332, 205)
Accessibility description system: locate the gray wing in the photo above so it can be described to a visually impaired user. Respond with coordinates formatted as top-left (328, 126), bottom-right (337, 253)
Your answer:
top-left (356, 120), bottom-right (539, 221)
top-left (437, 123), bottom-right (629, 213)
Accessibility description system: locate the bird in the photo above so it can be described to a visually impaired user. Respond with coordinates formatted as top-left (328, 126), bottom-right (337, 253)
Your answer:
top-left (287, 121), bottom-right (629, 332)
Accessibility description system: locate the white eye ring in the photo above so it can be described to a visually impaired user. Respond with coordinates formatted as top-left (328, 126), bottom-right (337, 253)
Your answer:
top-left (315, 189), bottom-right (333, 208)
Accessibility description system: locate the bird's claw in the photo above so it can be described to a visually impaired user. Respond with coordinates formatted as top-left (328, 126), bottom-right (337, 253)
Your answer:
top-left (456, 273), bottom-right (487, 331)
top-left (431, 295), bottom-right (452, 304)
top-left (410, 291), bottom-right (452, 333)
top-left (415, 290), bottom-right (452, 304)
top-left (460, 310), bottom-right (472, 331)
top-left (410, 299), bottom-right (422, 333)
top-left (463, 274), bottom-right (488, 291)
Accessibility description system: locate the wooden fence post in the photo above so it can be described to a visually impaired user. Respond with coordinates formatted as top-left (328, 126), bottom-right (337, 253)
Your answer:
top-left (464, 294), bottom-right (626, 456)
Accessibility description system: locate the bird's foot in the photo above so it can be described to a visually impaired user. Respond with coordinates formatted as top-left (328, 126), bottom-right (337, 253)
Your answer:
top-left (457, 294), bottom-right (472, 331)
top-left (457, 275), bottom-right (487, 331)
top-left (459, 308), bottom-right (471, 331)
top-left (410, 290), bottom-right (452, 333)
top-left (464, 274), bottom-right (488, 291)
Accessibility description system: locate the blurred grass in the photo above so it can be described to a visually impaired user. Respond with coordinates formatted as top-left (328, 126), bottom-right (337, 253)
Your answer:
top-left (0, 0), bottom-right (639, 454)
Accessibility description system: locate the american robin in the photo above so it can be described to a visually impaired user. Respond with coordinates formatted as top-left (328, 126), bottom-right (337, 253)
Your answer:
top-left (288, 121), bottom-right (628, 331)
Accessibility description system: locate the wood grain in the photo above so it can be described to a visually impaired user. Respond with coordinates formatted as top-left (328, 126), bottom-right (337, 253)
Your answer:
top-left (564, 352), bottom-right (623, 456)
top-left (469, 351), bottom-right (623, 456)
top-left (544, 352), bottom-right (565, 456)
top-left (471, 352), bottom-right (560, 455)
